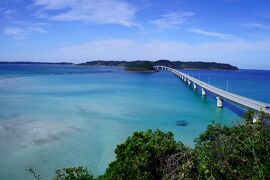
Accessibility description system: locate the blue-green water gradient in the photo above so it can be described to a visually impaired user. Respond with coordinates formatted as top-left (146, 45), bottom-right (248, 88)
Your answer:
top-left (1, 64), bottom-right (268, 179)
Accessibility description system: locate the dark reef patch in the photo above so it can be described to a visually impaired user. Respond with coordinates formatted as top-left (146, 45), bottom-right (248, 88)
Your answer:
top-left (68, 126), bottom-right (83, 132)
top-left (75, 105), bottom-right (88, 116)
top-left (176, 120), bottom-right (188, 127)
top-left (0, 114), bottom-right (7, 119)
top-left (32, 134), bottom-right (61, 146)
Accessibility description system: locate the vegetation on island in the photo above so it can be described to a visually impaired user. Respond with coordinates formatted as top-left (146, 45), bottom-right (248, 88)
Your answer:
top-left (0, 61), bottom-right (73, 65)
top-left (78, 60), bottom-right (239, 71)
top-left (1, 60), bottom-right (238, 71)
top-left (79, 60), bottom-right (156, 72)
top-left (77, 61), bottom-right (126, 67)
top-left (78, 60), bottom-right (156, 72)
top-left (29, 110), bottom-right (268, 180)
top-left (153, 60), bottom-right (238, 70)
top-left (124, 61), bottom-right (155, 72)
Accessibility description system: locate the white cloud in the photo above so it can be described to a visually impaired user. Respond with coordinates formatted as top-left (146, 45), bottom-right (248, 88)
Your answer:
top-left (151, 12), bottom-right (195, 29)
top-left (2, 38), bottom-right (270, 69)
top-left (33, 0), bottom-right (139, 27)
top-left (189, 28), bottom-right (233, 40)
top-left (47, 38), bottom-right (270, 68)
top-left (239, 23), bottom-right (269, 30)
top-left (34, 0), bottom-right (73, 10)
top-left (3, 27), bottom-right (26, 40)
top-left (2, 9), bottom-right (17, 19)
top-left (3, 23), bottom-right (47, 40)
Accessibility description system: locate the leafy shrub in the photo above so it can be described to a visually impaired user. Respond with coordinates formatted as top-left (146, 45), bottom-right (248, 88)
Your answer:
top-left (195, 112), bottom-right (270, 179)
top-left (54, 167), bottom-right (94, 180)
top-left (48, 111), bottom-right (270, 180)
top-left (100, 129), bottom-right (192, 180)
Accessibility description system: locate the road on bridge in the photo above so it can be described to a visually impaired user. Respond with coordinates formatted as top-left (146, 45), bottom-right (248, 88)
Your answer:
top-left (155, 66), bottom-right (270, 114)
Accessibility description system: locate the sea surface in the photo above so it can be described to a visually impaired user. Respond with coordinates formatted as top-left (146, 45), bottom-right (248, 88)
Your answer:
top-left (0, 64), bottom-right (269, 179)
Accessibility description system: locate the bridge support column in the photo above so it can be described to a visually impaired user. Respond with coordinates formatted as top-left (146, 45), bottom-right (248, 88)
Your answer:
top-left (193, 83), bottom-right (197, 89)
top-left (216, 96), bottom-right (223, 108)
top-left (201, 88), bottom-right (206, 96)
top-left (184, 78), bottom-right (187, 82)
top-left (188, 80), bottom-right (191, 85)
top-left (252, 115), bottom-right (259, 123)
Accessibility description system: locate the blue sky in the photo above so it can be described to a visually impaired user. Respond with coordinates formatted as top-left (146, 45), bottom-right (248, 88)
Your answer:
top-left (1, 0), bottom-right (270, 69)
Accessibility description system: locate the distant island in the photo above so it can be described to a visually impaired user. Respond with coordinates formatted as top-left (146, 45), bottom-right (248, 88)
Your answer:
top-left (0, 60), bottom-right (239, 71)
top-left (0, 61), bottom-right (73, 65)
top-left (78, 60), bottom-right (155, 72)
top-left (79, 60), bottom-right (239, 71)
top-left (79, 60), bottom-right (156, 72)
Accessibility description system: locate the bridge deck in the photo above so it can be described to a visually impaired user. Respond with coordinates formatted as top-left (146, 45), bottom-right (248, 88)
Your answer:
top-left (155, 66), bottom-right (270, 113)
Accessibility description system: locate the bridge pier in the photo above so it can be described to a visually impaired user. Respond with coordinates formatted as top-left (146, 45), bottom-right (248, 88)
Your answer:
top-left (252, 115), bottom-right (259, 123)
top-left (216, 96), bottom-right (223, 108)
top-left (188, 80), bottom-right (191, 85)
top-left (193, 83), bottom-right (197, 89)
top-left (154, 66), bottom-right (269, 114)
top-left (201, 88), bottom-right (206, 96)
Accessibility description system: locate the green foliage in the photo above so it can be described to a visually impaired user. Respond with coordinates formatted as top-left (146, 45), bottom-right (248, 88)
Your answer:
top-left (243, 109), bottom-right (256, 123)
top-left (153, 60), bottom-right (238, 70)
top-left (125, 61), bottom-right (155, 72)
top-left (54, 167), bottom-right (94, 180)
top-left (78, 60), bottom-right (238, 71)
top-left (159, 143), bottom-right (196, 180)
top-left (78, 61), bottom-right (126, 67)
top-left (194, 111), bottom-right (270, 179)
top-left (53, 111), bottom-right (269, 180)
top-left (100, 130), bottom-right (186, 180)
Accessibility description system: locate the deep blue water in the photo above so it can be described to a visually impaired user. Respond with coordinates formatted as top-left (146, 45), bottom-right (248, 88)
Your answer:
top-left (0, 64), bottom-right (269, 179)
top-left (183, 69), bottom-right (270, 103)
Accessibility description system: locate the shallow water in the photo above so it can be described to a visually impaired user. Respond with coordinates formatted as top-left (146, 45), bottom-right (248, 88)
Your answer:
top-left (0, 64), bottom-right (268, 179)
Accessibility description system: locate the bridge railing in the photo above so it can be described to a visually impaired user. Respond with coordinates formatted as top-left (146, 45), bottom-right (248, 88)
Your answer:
top-left (155, 66), bottom-right (270, 113)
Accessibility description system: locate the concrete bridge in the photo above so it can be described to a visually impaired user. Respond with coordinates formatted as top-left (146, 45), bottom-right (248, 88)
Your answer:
top-left (154, 66), bottom-right (270, 114)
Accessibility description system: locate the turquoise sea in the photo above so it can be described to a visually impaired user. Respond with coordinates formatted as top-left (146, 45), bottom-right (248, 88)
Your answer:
top-left (0, 64), bottom-right (269, 179)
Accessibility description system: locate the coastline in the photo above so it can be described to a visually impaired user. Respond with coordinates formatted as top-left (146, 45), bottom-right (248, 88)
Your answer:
top-left (0, 60), bottom-right (239, 71)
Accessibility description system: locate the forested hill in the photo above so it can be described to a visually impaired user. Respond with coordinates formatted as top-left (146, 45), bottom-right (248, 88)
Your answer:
top-left (153, 60), bottom-right (238, 70)
top-left (0, 61), bottom-right (73, 65)
top-left (79, 60), bottom-right (239, 71)
top-left (0, 60), bottom-right (239, 71)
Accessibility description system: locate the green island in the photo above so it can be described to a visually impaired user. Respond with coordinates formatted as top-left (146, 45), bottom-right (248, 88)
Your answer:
top-left (78, 60), bottom-right (157, 72)
top-left (27, 110), bottom-right (270, 180)
top-left (0, 60), bottom-right (238, 72)
top-left (0, 61), bottom-right (73, 65)
top-left (79, 60), bottom-right (239, 71)
top-left (124, 61), bottom-right (155, 72)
